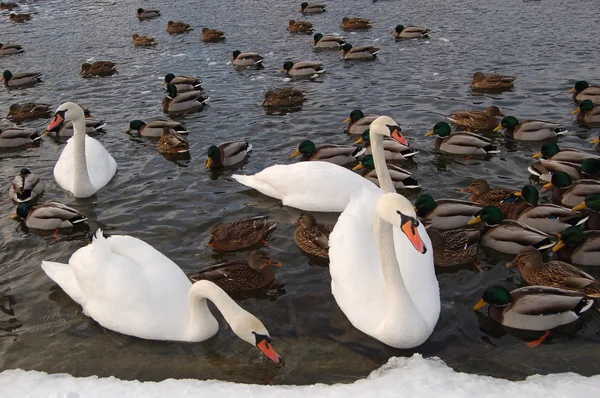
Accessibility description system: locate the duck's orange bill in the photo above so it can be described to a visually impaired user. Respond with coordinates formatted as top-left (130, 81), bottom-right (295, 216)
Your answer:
top-left (290, 149), bottom-right (302, 158)
top-left (269, 260), bottom-right (282, 268)
top-left (343, 116), bottom-right (351, 123)
top-left (542, 182), bottom-right (553, 190)
top-left (401, 220), bottom-right (426, 253)
top-left (568, 88), bottom-right (576, 93)
top-left (257, 339), bottom-right (280, 363)
top-left (473, 299), bottom-right (487, 310)
top-left (47, 113), bottom-right (64, 131)
top-left (205, 158), bottom-right (213, 168)
top-left (552, 240), bottom-right (566, 252)
top-left (391, 129), bottom-right (409, 146)
top-left (572, 202), bottom-right (587, 211)
top-left (532, 152), bottom-right (543, 159)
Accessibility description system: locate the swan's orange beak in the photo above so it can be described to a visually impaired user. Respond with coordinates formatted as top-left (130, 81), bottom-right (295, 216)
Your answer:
top-left (257, 339), bottom-right (281, 363)
top-left (47, 113), bottom-right (64, 131)
top-left (391, 128), bottom-right (409, 146)
top-left (401, 220), bottom-right (426, 253)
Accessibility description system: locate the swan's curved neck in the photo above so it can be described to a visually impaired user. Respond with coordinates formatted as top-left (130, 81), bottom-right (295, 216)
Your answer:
top-left (72, 115), bottom-right (93, 194)
top-left (187, 281), bottom-right (243, 338)
top-left (370, 132), bottom-right (394, 193)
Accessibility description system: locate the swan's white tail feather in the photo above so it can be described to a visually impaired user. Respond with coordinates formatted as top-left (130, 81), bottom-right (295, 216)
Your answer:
top-left (41, 261), bottom-right (86, 306)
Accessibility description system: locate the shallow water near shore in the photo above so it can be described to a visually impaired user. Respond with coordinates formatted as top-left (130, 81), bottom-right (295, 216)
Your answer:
top-left (1, 0), bottom-right (599, 385)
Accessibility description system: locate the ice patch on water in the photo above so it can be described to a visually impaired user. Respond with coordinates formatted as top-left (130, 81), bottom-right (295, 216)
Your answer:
top-left (208, 62), bottom-right (217, 65)
top-left (172, 54), bottom-right (187, 58)
top-left (141, 91), bottom-right (152, 95)
top-left (433, 73), bottom-right (439, 76)
top-left (439, 38), bottom-right (450, 43)
top-left (283, 77), bottom-right (291, 82)
top-left (1, 355), bottom-right (599, 398)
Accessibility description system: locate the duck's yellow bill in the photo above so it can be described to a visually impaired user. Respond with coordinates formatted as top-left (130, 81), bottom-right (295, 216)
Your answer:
top-left (43, 131), bottom-right (51, 136)
top-left (572, 202), bottom-right (587, 211)
top-left (552, 240), bottom-right (566, 252)
top-left (343, 116), bottom-right (351, 123)
top-left (354, 137), bottom-right (364, 144)
top-left (506, 260), bottom-right (516, 268)
top-left (532, 151), bottom-right (543, 159)
top-left (493, 125), bottom-right (503, 132)
top-left (10, 213), bottom-right (19, 220)
top-left (542, 182), bottom-right (554, 190)
top-left (425, 130), bottom-right (435, 137)
top-left (468, 215), bottom-right (482, 225)
top-left (513, 191), bottom-right (522, 196)
top-left (568, 88), bottom-right (576, 93)
top-left (352, 163), bottom-right (364, 171)
top-left (572, 108), bottom-right (581, 115)
top-left (473, 299), bottom-right (487, 310)
top-left (279, 68), bottom-right (284, 73)
top-left (205, 158), bottom-right (213, 168)
top-left (161, 81), bottom-right (167, 86)
top-left (124, 128), bottom-right (131, 133)
top-left (290, 149), bottom-right (302, 158)
top-left (590, 138), bottom-right (600, 145)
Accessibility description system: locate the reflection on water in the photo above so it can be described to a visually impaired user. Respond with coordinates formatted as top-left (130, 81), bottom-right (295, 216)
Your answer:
top-left (0, 0), bottom-right (599, 386)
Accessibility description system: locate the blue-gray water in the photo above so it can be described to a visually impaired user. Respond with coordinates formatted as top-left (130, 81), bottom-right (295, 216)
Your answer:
top-left (1, 0), bottom-right (599, 385)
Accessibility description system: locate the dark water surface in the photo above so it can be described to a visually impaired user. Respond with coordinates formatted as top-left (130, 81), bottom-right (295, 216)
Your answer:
top-left (1, 0), bottom-right (599, 385)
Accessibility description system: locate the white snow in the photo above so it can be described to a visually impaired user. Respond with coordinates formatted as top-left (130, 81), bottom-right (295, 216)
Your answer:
top-left (1, 355), bottom-right (598, 398)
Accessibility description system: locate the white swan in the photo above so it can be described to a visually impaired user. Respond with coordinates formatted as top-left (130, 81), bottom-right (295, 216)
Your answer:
top-left (231, 122), bottom-right (409, 212)
top-left (49, 102), bottom-right (117, 198)
top-left (41, 229), bottom-right (281, 362)
top-left (329, 116), bottom-right (439, 347)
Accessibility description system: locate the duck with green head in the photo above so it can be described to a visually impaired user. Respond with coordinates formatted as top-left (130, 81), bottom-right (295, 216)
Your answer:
top-left (493, 116), bottom-right (566, 141)
top-left (553, 226), bottom-right (600, 266)
top-left (532, 142), bottom-right (600, 164)
top-left (299, 2), bottom-right (326, 13)
top-left (162, 73), bottom-right (203, 93)
top-left (393, 24), bottom-right (429, 39)
top-left (11, 202), bottom-right (88, 233)
top-left (206, 141), bottom-right (252, 169)
top-left (569, 80), bottom-right (600, 104)
top-left (529, 157), bottom-right (600, 183)
top-left (162, 83), bottom-right (209, 113)
top-left (572, 193), bottom-right (600, 230)
top-left (339, 43), bottom-right (379, 60)
top-left (425, 122), bottom-right (499, 155)
top-left (467, 206), bottom-right (555, 254)
top-left (474, 285), bottom-right (593, 347)
top-left (353, 155), bottom-right (420, 190)
top-left (357, 128), bottom-right (417, 160)
top-left (312, 33), bottom-right (345, 49)
top-left (2, 70), bottom-right (42, 87)
top-left (231, 50), bottom-right (264, 68)
top-left (510, 185), bottom-right (588, 235)
top-left (573, 100), bottom-right (600, 127)
top-left (543, 171), bottom-right (600, 207)
top-left (125, 119), bottom-right (188, 138)
top-left (291, 140), bottom-right (364, 166)
top-left (280, 60), bottom-right (325, 77)
top-left (414, 194), bottom-right (483, 230)
top-left (344, 109), bottom-right (380, 135)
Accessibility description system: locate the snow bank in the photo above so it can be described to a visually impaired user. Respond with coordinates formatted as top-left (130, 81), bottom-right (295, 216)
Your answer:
top-left (1, 354), bottom-right (598, 398)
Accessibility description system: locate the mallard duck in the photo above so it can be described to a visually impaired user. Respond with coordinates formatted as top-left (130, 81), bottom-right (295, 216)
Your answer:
top-left (461, 179), bottom-right (520, 216)
top-left (167, 21), bottom-right (192, 34)
top-left (470, 72), bottom-right (516, 92)
top-left (0, 2), bottom-right (18, 10)
top-left (9, 168), bottom-right (45, 202)
top-left (2, 70), bottom-right (42, 87)
top-left (231, 51), bottom-right (264, 67)
top-left (569, 81), bottom-right (600, 104)
top-left (294, 213), bottom-right (332, 259)
top-left (287, 20), bottom-right (313, 34)
top-left (206, 141), bottom-right (252, 169)
top-left (474, 285), bottom-right (593, 347)
top-left (9, 13), bottom-right (30, 22)
top-left (510, 185), bottom-right (588, 235)
top-left (7, 103), bottom-right (51, 122)
top-left (425, 122), bottom-right (499, 155)
top-left (0, 127), bottom-right (41, 148)
top-left (428, 228), bottom-right (479, 267)
top-left (341, 17), bottom-right (372, 30)
top-left (262, 88), bottom-right (306, 107)
top-left (0, 43), bottom-right (24, 56)
top-left (393, 24), bottom-right (429, 39)
top-left (157, 128), bottom-right (189, 154)
top-left (45, 115), bottom-right (106, 137)
top-left (354, 155), bottom-right (420, 190)
top-left (291, 140), bottom-right (364, 166)
top-left (162, 83), bottom-right (208, 113)
top-left (344, 109), bottom-right (379, 135)
top-left (532, 142), bottom-right (600, 164)
top-left (543, 171), bottom-right (600, 207)
top-left (280, 60), bottom-right (325, 77)
top-left (137, 8), bottom-right (160, 20)
top-left (11, 202), bottom-right (88, 231)
top-left (125, 119), bottom-right (188, 137)
top-left (357, 128), bottom-right (418, 160)
top-left (163, 73), bottom-right (203, 93)
top-left (201, 28), bottom-right (225, 42)
top-left (312, 33), bottom-right (345, 48)
top-left (209, 215), bottom-right (276, 252)
top-left (447, 106), bottom-right (504, 132)
top-left (339, 43), bottom-right (379, 60)
top-left (529, 158), bottom-right (600, 183)
top-left (467, 206), bottom-right (555, 254)
top-left (414, 194), bottom-right (483, 230)
top-left (553, 226), bottom-right (600, 266)
top-left (80, 61), bottom-right (116, 78)
top-left (493, 116), bottom-right (566, 141)
top-left (299, 2), bottom-right (326, 13)
top-left (572, 193), bottom-right (600, 230)
top-left (573, 100), bottom-right (600, 127)
top-left (508, 246), bottom-right (600, 296)
top-left (132, 34), bottom-right (157, 46)
top-left (189, 250), bottom-right (281, 293)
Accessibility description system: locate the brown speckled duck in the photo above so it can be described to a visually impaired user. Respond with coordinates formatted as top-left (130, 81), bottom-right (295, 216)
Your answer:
top-left (341, 17), bottom-right (372, 30)
top-left (9, 13), bottom-right (31, 22)
top-left (294, 213), bottom-right (332, 259)
top-left (262, 88), bottom-right (306, 107)
top-left (470, 72), bottom-right (516, 92)
top-left (288, 20), bottom-right (314, 34)
top-left (167, 21), bottom-right (193, 34)
top-left (209, 215), bottom-right (276, 252)
top-left (462, 179), bottom-right (520, 216)
top-left (201, 28), bottom-right (225, 42)
top-left (157, 128), bottom-right (189, 154)
top-left (447, 106), bottom-right (504, 132)
top-left (7, 102), bottom-right (51, 122)
top-left (132, 34), bottom-right (157, 46)
top-left (428, 228), bottom-right (480, 267)
top-left (189, 250), bottom-right (281, 293)
top-left (80, 61), bottom-right (116, 77)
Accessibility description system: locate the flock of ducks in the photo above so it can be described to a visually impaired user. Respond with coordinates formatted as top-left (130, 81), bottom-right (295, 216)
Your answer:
top-left (2, 1), bottom-right (600, 362)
